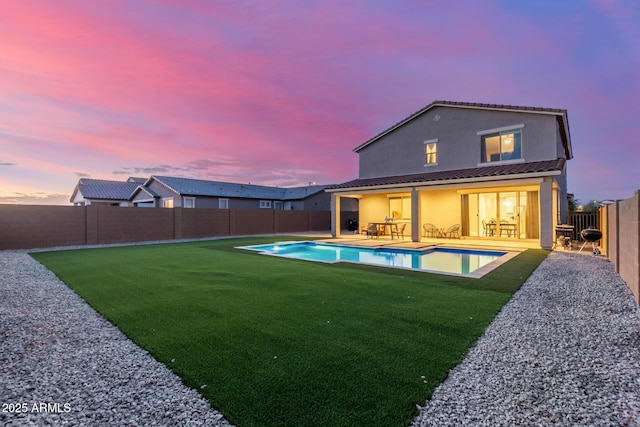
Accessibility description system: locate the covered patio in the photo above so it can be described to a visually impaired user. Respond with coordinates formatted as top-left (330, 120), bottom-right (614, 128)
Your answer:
top-left (328, 163), bottom-right (566, 250)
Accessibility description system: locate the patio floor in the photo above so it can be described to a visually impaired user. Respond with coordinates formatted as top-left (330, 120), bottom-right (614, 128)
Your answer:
top-left (323, 233), bottom-right (540, 252)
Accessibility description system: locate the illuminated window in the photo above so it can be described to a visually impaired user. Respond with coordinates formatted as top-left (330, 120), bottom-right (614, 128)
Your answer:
top-left (162, 198), bottom-right (174, 208)
top-left (389, 197), bottom-right (411, 220)
top-left (481, 129), bottom-right (522, 163)
top-left (424, 139), bottom-right (438, 165)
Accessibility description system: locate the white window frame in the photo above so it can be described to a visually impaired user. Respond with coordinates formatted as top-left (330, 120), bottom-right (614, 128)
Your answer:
top-left (219, 198), bottom-right (229, 209)
top-left (259, 200), bottom-right (272, 209)
top-left (162, 198), bottom-right (174, 208)
top-left (183, 197), bottom-right (195, 208)
top-left (477, 124), bottom-right (525, 166)
top-left (424, 138), bottom-right (438, 166)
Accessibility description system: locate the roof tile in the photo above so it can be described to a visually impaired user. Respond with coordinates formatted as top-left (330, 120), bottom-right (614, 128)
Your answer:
top-left (151, 176), bottom-right (329, 201)
top-left (329, 159), bottom-right (566, 190)
top-left (75, 178), bottom-right (139, 201)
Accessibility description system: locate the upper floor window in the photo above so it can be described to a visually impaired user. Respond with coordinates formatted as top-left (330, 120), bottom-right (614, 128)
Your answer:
top-left (424, 139), bottom-right (438, 165)
top-left (259, 200), bottom-right (272, 209)
top-left (481, 129), bottom-right (522, 163)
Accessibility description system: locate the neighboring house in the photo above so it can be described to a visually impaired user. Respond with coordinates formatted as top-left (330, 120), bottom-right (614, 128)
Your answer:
top-left (130, 175), bottom-right (357, 211)
top-left (70, 177), bottom-right (145, 206)
top-left (327, 100), bottom-right (573, 249)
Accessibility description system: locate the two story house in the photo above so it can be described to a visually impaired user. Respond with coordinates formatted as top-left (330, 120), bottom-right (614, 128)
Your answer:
top-left (327, 101), bottom-right (573, 249)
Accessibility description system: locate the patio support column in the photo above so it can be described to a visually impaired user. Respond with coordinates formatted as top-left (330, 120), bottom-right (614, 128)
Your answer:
top-left (411, 189), bottom-right (420, 242)
top-left (539, 177), bottom-right (554, 249)
top-left (331, 193), bottom-right (341, 238)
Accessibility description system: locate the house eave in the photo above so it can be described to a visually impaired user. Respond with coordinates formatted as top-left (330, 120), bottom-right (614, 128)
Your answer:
top-left (326, 170), bottom-right (562, 193)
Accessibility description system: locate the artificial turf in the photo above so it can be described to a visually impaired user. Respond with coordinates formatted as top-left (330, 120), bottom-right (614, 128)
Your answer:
top-left (32, 237), bottom-right (548, 427)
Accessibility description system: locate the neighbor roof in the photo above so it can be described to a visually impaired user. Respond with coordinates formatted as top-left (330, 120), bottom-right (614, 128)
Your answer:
top-left (144, 176), bottom-right (329, 201)
top-left (354, 100), bottom-right (572, 159)
top-left (126, 177), bottom-right (147, 184)
top-left (70, 178), bottom-right (140, 202)
top-left (327, 158), bottom-right (566, 191)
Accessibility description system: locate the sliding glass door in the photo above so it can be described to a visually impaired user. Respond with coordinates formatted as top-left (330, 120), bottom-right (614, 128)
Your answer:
top-left (465, 191), bottom-right (538, 239)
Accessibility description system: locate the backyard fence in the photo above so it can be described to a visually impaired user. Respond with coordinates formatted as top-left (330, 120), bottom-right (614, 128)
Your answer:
top-left (0, 204), bottom-right (353, 250)
top-left (606, 190), bottom-right (640, 304)
top-left (566, 211), bottom-right (601, 241)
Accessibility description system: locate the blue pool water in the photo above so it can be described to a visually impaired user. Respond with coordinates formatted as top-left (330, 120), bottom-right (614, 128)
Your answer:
top-left (239, 242), bottom-right (507, 275)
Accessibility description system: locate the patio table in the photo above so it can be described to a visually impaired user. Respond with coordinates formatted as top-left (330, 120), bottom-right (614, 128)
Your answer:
top-left (369, 222), bottom-right (399, 239)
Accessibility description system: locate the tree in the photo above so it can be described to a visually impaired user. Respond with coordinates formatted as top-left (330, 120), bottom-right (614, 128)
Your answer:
top-left (567, 193), bottom-right (578, 212)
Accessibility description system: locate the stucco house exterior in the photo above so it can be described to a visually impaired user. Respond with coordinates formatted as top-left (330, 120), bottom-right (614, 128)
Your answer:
top-left (130, 175), bottom-right (357, 211)
top-left (327, 101), bottom-right (573, 249)
top-left (72, 175), bottom-right (358, 212)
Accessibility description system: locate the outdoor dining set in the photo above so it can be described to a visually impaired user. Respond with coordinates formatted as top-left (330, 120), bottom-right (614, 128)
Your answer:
top-left (363, 219), bottom-right (516, 240)
top-left (362, 221), bottom-right (462, 239)
top-left (481, 219), bottom-right (517, 237)
top-left (422, 223), bottom-right (460, 239)
top-left (363, 221), bottom-right (408, 239)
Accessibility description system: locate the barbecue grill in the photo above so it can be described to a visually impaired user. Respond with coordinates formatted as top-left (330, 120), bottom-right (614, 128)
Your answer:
top-left (578, 227), bottom-right (602, 254)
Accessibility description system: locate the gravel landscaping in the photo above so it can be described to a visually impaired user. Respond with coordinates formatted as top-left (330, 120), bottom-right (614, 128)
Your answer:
top-left (1, 248), bottom-right (639, 426)
top-left (412, 251), bottom-right (640, 426)
top-left (0, 250), bottom-right (233, 427)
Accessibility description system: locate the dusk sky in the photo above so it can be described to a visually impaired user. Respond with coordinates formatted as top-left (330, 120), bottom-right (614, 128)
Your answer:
top-left (1, 0), bottom-right (638, 205)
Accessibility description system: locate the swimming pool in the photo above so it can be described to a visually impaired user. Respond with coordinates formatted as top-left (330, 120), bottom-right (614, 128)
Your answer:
top-left (238, 241), bottom-right (509, 276)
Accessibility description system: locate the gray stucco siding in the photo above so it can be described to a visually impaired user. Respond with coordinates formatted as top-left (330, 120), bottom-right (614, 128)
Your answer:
top-left (358, 106), bottom-right (564, 179)
top-left (191, 197), bottom-right (219, 209)
top-left (146, 181), bottom-right (180, 207)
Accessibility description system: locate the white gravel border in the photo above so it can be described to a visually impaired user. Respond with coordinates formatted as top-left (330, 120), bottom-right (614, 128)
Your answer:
top-left (0, 250), bottom-right (233, 427)
top-left (2, 247), bottom-right (639, 426)
top-left (412, 251), bottom-right (640, 426)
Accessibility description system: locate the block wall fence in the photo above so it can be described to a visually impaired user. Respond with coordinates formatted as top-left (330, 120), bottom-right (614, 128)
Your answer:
top-left (0, 205), bottom-right (353, 250)
top-left (606, 190), bottom-right (640, 304)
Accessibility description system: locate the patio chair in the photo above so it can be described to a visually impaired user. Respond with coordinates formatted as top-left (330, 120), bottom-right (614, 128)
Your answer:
top-left (365, 223), bottom-right (380, 239)
top-left (391, 223), bottom-right (407, 239)
top-left (486, 219), bottom-right (497, 237)
top-left (499, 220), bottom-right (513, 237)
top-left (444, 224), bottom-right (460, 239)
top-left (423, 223), bottom-right (439, 238)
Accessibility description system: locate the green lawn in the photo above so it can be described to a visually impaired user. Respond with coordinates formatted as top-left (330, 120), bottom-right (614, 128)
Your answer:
top-left (32, 237), bottom-right (548, 427)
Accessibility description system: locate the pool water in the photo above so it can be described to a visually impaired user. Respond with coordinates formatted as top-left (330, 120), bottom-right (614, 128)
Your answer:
top-left (239, 241), bottom-right (507, 276)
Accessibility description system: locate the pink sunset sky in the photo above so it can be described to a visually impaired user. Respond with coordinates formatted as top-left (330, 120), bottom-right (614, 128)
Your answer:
top-left (1, 0), bottom-right (638, 205)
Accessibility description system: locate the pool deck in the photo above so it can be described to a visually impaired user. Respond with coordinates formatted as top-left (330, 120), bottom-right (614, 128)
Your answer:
top-left (318, 234), bottom-right (538, 252)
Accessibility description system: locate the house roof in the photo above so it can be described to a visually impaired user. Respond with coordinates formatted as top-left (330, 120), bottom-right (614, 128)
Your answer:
top-left (126, 177), bottom-right (147, 184)
top-left (70, 178), bottom-right (140, 202)
top-left (131, 185), bottom-right (161, 200)
top-left (328, 158), bottom-right (566, 191)
top-left (354, 100), bottom-right (573, 159)
top-left (144, 176), bottom-right (329, 201)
